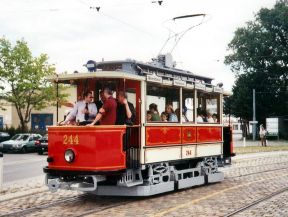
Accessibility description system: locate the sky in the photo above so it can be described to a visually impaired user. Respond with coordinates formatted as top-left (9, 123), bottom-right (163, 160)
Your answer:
top-left (0, 0), bottom-right (277, 91)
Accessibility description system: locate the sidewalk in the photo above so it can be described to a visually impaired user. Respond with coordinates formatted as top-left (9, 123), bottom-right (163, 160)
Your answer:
top-left (234, 139), bottom-right (288, 147)
top-left (233, 139), bottom-right (288, 154)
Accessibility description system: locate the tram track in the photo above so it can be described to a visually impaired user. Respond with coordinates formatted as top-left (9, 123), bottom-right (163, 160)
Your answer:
top-left (0, 194), bottom-right (88, 217)
top-left (227, 166), bottom-right (288, 179)
top-left (0, 189), bottom-right (48, 203)
top-left (1, 194), bottom-right (137, 217)
top-left (223, 186), bottom-right (288, 217)
top-left (225, 156), bottom-right (288, 170)
top-left (73, 200), bottom-right (134, 217)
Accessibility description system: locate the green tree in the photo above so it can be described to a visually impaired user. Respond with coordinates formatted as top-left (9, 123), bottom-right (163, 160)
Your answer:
top-left (0, 38), bottom-right (66, 131)
top-left (225, 0), bottom-right (288, 128)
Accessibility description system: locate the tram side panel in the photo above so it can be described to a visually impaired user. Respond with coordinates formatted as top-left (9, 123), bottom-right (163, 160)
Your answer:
top-left (144, 126), bottom-right (223, 164)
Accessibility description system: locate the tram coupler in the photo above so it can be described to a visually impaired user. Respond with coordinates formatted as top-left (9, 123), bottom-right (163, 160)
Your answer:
top-left (46, 174), bottom-right (106, 193)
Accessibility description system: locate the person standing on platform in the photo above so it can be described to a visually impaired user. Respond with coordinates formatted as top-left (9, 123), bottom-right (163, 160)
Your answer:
top-left (116, 91), bottom-right (136, 125)
top-left (87, 87), bottom-right (117, 126)
top-left (95, 90), bottom-right (105, 111)
top-left (61, 91), bottom-right (97, 126)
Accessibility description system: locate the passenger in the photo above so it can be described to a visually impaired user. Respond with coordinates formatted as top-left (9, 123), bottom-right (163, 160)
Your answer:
top-left (196, 108), bottom-right (203, 123)
top-left (116, 91), bottom-right (136, 125)
top-left (165, 104), bottom-right (178, 122)
top-left (259, 124), bottom-right (267, 147)
top-left (87, 87), bottom-right (117, 126)
top-left (212, 113), bottom-right (218, 123)
top-left (202, 110), bottom-right (208, 122)
top-left (149, 103), bottom-right (161, 121)
top-left (147, 111), bottom-right (153, 122)
top-left (61, 91), bottom-right (97, 125)
top-left (175, 108), bottom-right (180, 121)
top-left (95, 90), bottom-right (105, 111)
top-left (175, 108), bottom-right (189, 122)
top-left (161, 112), bottom-right (168, 122)
top-left (207, 111), bottom-right (214, 123)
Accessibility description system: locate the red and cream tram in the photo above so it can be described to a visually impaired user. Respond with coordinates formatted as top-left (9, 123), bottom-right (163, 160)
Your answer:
top-left (44, 54), bottom-right (234, 196)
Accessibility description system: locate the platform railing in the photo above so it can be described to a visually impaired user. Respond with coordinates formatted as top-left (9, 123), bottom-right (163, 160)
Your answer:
top-left (125, 126), bottom-right (141, 169)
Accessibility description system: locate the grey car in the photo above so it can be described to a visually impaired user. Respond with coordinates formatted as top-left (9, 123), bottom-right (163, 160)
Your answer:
top-left (0, 133), bottom-right (42, 153)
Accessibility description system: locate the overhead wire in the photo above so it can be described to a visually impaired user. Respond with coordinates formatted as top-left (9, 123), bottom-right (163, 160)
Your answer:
top-left (158, 14), bottom-right (211, 55)
top-left (76, 0), bottom-right (157, 38)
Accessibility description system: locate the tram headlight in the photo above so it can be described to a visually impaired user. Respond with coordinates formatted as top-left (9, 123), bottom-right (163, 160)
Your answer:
top-left (64, 149), bottom-right (75, 163)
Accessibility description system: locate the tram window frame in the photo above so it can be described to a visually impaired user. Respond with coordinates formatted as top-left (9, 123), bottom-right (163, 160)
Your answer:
top-left (182, 89), bottom-right (195, 123)
top-left (196, 90), bottom-right (220, 124)
top-left (146, 82), bottom-right (180, 123)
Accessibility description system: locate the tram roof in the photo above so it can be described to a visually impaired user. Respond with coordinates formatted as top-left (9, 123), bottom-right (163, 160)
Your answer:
top-left (50, 59), bottom-right (213, 83)
top-left (96, 60), bottom-right (214, 84)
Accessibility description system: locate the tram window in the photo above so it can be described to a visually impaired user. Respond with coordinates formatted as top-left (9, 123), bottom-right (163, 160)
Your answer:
top-left (182, 89), bottom-right (195, 122)
top-left (196, 91), bottom-right (220, 123)
top-left (146, 83), bottom-right (180, 123)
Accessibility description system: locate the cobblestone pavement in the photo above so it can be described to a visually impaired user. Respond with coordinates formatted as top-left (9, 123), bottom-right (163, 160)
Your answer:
top-left (1, 152), bottom-right (288, 217)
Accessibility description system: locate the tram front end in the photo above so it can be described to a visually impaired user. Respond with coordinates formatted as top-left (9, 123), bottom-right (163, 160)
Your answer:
top-left (44, 126), bottom-right (127, 192)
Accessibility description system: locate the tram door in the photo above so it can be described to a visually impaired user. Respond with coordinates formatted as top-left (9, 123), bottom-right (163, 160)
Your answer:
top-left (124, 80), bottom-right (141, 168)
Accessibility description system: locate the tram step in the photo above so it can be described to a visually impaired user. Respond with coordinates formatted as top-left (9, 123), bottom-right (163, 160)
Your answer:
top-left (207, 172), bottom-right (224, 183)
top-left (178, 175), bottom-right (205, 189)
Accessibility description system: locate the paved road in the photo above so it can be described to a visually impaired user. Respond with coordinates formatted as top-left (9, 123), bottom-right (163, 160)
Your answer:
top-left (1, 151), bottom-right (288, 217)
top-left (2, 153), bottom-right (47, 185)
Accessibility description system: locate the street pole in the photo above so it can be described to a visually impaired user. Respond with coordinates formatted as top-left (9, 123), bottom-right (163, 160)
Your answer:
top-left (252, 89), bottom-right (256, 141)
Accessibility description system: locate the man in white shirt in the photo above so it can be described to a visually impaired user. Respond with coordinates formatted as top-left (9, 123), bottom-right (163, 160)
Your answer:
top-left (61, 91), bottom-right (97, 125)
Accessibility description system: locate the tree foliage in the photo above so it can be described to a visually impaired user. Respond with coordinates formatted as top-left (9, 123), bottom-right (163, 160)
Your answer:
top-left (0, 38), bottom-right (66, 131)
top-left (225, 0), bottom-right (288, 125)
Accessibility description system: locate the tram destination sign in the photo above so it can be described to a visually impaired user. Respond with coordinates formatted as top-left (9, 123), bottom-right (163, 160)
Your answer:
top-left (186, 83), bottom-right (194, 89)
top-left (173, 79), bottom-right (186, 87)
top-left (147, 73), bottom-right (162, 84)
top-left (195, 82), bottom-right (206, 90)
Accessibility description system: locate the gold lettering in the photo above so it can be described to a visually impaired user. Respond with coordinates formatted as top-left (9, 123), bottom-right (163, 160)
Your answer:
top-left (74, 135), bottom-right (79, 145)
top-left (63, 134), bottom-right (79, 145)
top-left (63, 135), bottom-right (68, 145)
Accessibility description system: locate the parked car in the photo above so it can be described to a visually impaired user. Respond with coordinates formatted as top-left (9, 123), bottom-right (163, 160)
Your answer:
top-left (0, 133), bottom-right (42, 153)
top-left (35, 134), bottom-right (48, 155)
top-left (0, 132), bottom-right (10, 143)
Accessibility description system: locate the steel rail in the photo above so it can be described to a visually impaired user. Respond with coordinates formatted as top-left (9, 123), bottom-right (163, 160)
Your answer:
top-left (224, 187), bottom-right (288, 217)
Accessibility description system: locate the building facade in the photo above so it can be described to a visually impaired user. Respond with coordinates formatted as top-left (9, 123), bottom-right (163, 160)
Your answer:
top-left (0, 86), bottom-right (77, 131)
